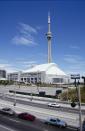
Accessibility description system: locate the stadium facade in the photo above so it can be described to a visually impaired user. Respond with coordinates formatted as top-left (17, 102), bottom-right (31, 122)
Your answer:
top-left (7, 63), bottom-right (69, 84)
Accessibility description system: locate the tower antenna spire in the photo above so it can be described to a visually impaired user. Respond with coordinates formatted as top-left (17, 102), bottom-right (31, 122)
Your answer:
top-left (46, 12), bottom-right (52, 63)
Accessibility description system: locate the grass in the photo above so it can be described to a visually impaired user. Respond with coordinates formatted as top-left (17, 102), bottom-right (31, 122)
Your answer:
top-left (60, 86), bottom-right (85, 103)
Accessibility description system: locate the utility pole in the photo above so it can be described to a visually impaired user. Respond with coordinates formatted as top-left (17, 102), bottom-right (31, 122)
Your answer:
top-left (30, 85), bottom-right (33, 101)
top-left (78, 80), bottom-right (82, 131)
top-left (71, 74), bottom-right (82, 131)
top-left (14, 83), bottom-right (16, 106)
top-left (37, 71), bottom-right (40, 94)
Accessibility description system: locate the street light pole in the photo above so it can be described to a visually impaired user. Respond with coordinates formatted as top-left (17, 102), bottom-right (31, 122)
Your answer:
top-left (37, 71), bottom-right (39, 94)
top-left (71, 74), bottom-right (82, 131)
top-left (14, 83), bottom-right (16, 106)
top-left (78, 81), bottom-right (82, 131)
top-left (30, 86), bottom-right (33, 101)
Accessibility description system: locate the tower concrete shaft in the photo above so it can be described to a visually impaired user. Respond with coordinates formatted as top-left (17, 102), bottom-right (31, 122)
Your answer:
top-left (47, 13), bottom-right (52, 63)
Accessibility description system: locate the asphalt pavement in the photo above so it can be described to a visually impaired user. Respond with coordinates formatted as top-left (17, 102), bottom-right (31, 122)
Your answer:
top-left (0, 85), bottom-right (84, 130)
top-left (0, 98), bottom-right (82, 128)
top-left (0, 114), bottom-right (77, 131)
top-left (0, 94), bottom-right (85, 115)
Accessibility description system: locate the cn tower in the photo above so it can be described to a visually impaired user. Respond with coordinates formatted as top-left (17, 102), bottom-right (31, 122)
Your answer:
top-left (46, 13), bottom-right (52, 63)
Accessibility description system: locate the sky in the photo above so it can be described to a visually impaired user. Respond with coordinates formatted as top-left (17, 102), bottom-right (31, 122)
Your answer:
top-left (0, 0), bottom-right (85, 75)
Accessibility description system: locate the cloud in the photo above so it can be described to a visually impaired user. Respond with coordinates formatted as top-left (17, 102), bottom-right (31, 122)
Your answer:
top-left (23, 64), bottom-right (36, 69)
top-left (12, 23), bottom-right (38, 46)
top-left (64, 55), bottom-right (81, 63)
top-left (19, 23), bottom-right (37, 34)
top-left (12, 36), bottom-right (37, 46)
top-left (22, 61), bottom-right (36, 64)
top-left (36, 26), bottom-right (43, 30)
top-left (16, 60), bottom-right (37, 69)
top-left (17, 60), bottom-right (36, 65)
top-left (0, 64), bottom-right (10, 69)
top-left (64, 57), bottom-right (77, 63)
top-left (64, 54), bottom-right (85, 74)
top-left (0, 63), bottom-right (18, 73)
top-left (6, 67), bottom-right (19, 73)
top-left (0, 58), bottom-right (38, 73)
top-left (70, 45), bottom-right (80, 50)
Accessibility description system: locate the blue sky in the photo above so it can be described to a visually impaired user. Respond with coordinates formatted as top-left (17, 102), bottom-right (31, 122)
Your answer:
top-left (0, 0), bottom-right (85, 75)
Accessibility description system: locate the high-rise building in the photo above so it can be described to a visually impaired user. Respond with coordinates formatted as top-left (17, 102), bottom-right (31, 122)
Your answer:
top-left (0, 69), bottom-right (6, 80)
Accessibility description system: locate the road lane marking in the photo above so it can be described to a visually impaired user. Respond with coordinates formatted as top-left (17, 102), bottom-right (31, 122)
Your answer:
top-left (0, 124), bottom-right (16, 131)
top-left (0, 99), bottom-right (84, 128)
top-left (6, 117), bottom-right (21, 123)
top-left (0, 100), bottom-right (80, 120)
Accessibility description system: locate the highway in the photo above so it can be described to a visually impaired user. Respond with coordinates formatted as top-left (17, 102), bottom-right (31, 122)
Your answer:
top-left (0, 94), bottom-right (85, 115)
top-left (0, 124), bottom-right (16, 131)
top-left (0, 98), bottom-right (83, 127)
top-left (0, 114), bottom-right (42, 131)
top-left (0, 114), bottom-right (77, 131)
top-left (0, 85), bottom-right (85, 129)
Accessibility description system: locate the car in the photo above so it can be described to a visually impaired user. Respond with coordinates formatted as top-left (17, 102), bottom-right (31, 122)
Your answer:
top-left (48, 103), bottom-right (61, 108)
top-left (18, 112), bottom-right (36, 121)
top-left (45, 117), bottom-right (67, 128)
top-left (0, 107), bottom-right (16, 116)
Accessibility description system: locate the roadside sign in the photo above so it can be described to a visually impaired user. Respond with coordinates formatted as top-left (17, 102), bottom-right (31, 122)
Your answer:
top-left (71, 74), bottom-right (80, 79)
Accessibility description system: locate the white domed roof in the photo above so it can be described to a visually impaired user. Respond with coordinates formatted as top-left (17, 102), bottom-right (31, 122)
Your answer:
top-left (23, 63), bottom-right (66, 76)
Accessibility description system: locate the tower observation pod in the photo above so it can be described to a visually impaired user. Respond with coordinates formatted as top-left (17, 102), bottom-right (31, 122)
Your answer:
top-left (46, 13), bottom-right (52, 63)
